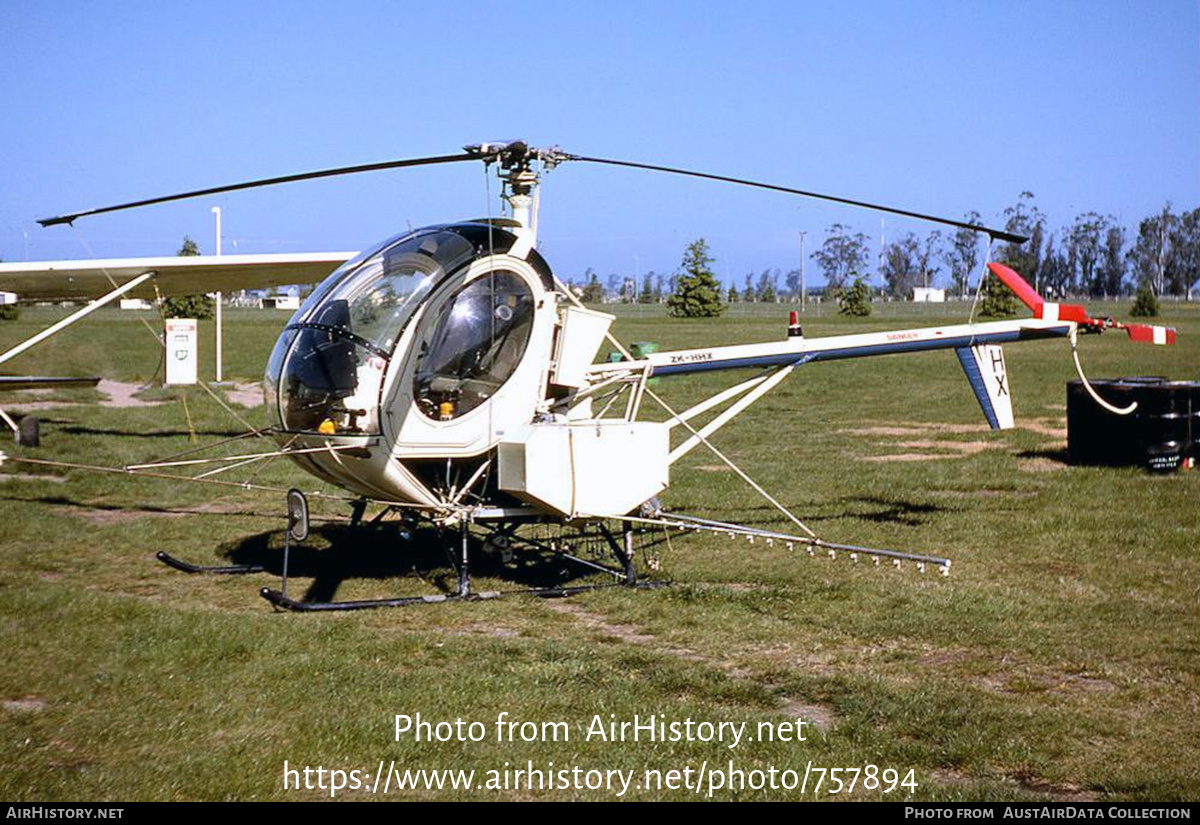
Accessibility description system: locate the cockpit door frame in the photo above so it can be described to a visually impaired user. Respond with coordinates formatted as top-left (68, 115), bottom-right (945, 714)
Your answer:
top-left (384, 253), bottom-right (555, 459)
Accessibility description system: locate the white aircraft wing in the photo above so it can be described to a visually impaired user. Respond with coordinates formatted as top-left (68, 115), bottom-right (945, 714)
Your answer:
top-left (0, 252), bottom-right (356, 301)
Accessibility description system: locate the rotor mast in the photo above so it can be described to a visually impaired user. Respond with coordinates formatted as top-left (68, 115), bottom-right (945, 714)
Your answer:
top-left (466, 142), bottom-right (568, 247)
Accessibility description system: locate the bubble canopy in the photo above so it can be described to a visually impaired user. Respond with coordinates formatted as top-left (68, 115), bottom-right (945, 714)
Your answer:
top-left (264, 223), bottom-right (545, 435)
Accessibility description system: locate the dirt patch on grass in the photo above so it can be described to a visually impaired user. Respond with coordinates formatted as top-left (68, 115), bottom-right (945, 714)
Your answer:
top-left (709, 582), bottom-right (769, 593)
top-left (1019, 457), bottom-right (1067, 473)
top-left (934, 488), bottom-right (1035, 499)
top-left (97, 380), bottom-right (166, 408)
top-left (63, 500), bottom-right (249, 525)
top-left (0, 473), bottom-right (66, 484)
top-left (65, 505), bottom-right (175, 525)
top-left (6, 380), bottom-right (165, 411)
top-left (848, 422), bottom-right (998, 463)
top-left (741, 642), bottom-right (839, 678)
top-left (893, 440), bottom-right (991, 454)
top-left (926, 423), bottom-right (995, 434)
top-left (189, 501), bottom-right (252, 515)
top-left (846, 422), bottom-right (992, 437)
top-left (224, 383), bottom-right (263, 408)
top-left (776, 697), bottom-right (834, 732)
top-left (1021, 417), bottom-right (1067, 439)
top-left (927, 767), bottom-right (973, 787)
top-left (973, 666), bottom-right (1116, 697)
top-left (862, 453), bottom-right (952, 463)
top-left (1058, 674), bottom-right (1117, 693)
top-left (451, 621), bottom-right (522, 639)
top-left (846, 425), bottom-right (928, 437)
top-left (547, 601), bottom-right (675, 649)
top-left (1010, 773), bottom-right (1098, 802)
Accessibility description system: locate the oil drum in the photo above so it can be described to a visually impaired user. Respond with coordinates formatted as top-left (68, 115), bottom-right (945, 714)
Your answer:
top-left (1066, 377), bottom-right (1199, 472)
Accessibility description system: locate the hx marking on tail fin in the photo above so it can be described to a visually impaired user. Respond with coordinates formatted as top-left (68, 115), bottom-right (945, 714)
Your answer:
top-left (955, 345), bottom-right (1014, 430)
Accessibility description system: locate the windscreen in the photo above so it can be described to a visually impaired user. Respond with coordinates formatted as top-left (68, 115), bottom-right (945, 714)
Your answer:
top-left (265, 227), bottom-right (482, 434)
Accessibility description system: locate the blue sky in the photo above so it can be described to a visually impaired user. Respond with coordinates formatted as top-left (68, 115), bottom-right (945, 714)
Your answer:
top-left (1, 1), bottom-right (1196, 288)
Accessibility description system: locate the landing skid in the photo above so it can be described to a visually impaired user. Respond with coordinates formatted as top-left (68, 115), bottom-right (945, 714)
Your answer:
top-left (156, 493), bottom-right (661, 611)
top-left (260, 580), bottom-right (669, 613)
top-left (155, 551), bottom-right (265, 575)
top-left (259, 517), bottom-right (660, 612)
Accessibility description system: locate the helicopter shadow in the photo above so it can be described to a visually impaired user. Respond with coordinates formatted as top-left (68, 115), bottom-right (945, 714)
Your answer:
top-left (220, 523), bottom-right (608, 605)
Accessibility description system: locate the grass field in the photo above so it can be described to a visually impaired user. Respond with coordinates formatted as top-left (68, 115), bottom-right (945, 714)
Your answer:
top-left (0, 300), bottom-right (1196, 801)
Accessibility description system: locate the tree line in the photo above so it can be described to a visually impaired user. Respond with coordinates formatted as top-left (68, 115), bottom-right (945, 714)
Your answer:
top-left (807, 195), bottom-right (1200, 300)
top-left (567, 195), bottom-right (1199, 304)
top-left (800, 195), bottom-right (1199, 317)
top-left (570, 267), bottom-right (800, 305)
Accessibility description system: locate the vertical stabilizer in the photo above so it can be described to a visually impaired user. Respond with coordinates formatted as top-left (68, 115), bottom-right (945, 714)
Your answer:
top-left (956, 345), bottom-right (1014, 430)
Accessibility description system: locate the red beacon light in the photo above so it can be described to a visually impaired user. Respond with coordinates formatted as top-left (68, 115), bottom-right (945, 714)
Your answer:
top-left (787, 310), bottom-right (803, 338)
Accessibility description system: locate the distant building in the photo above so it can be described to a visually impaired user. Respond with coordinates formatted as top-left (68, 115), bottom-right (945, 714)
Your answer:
top-left (263, 295), bottom-right (300, 310)
top-left (912, 287), bottom-right (946, 303)
top-left (229, 292), bottom-right (262, 308)
top-left (119, 298), bottom-right (154, 310)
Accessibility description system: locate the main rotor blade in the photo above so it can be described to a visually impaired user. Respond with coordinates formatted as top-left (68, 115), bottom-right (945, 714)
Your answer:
top-left (38, 151), bottom-right (494, 227)
top-left (564, 154), bottom-right (1026, 244)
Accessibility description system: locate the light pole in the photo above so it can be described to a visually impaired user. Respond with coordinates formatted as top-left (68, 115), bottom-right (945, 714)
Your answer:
top-left (211, 206), bottom-right (224, 384)
top-left (798, 230), bottom-right (807, 309)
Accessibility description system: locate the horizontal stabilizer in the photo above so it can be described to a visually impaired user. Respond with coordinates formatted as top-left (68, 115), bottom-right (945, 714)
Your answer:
top-left (1123, 324), bottom-right (1176, 346)
top-left (955, 345), bottom-right (1013, 430)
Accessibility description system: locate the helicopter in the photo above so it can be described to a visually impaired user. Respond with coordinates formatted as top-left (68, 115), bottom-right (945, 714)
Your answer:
top-left (0, 141), bottom-right (1178, 610)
